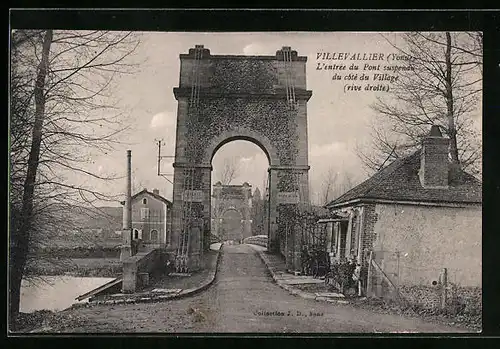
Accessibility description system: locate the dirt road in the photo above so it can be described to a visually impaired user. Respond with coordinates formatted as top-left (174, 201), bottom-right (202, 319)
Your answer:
top-left (43, 244), bottom-right (470, 333)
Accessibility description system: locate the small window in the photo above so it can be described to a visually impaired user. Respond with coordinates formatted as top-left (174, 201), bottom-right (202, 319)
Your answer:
top-left (143, 198), bottom-right (147, 205)
top-left (141, 207), bottom-right (150, 220)
top-left (150, 230), bottom-right (159, 242)
top-left (134, 229), bottom-right (139, 239)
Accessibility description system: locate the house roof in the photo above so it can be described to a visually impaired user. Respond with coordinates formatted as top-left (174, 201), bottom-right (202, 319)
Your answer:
top-left (327, 150), bottom-right (482, 208)
top-left (121, 189), bottom-right (172, 206)
top-left (317, 212), bottom-right (349, 223)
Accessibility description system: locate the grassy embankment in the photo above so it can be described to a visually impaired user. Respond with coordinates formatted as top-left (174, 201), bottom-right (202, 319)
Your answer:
top-left (27, 239), bottom-right (123, 278)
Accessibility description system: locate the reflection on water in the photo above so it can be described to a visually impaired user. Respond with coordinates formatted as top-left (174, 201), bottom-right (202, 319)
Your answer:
top-left (20, 276), bottom-right (115, 313)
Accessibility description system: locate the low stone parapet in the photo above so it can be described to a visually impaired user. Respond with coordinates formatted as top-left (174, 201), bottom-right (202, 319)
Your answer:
top-left (122, 248), bottom-right (166, 293)
top-left (243, 235), bottom-right (268, 247)
top-left (70, 243), bottom-right (224, 308)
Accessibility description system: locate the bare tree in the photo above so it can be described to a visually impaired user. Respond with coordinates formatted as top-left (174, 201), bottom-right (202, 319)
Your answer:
top-left (9, 29), bottom-right (141, 322)
top-left (211, 157), bottom-right (240, 236)
top-left (320, 168), bottom-right (338, 206)
top-left (341, 172), bottom-right (355, 196)
top-left (357, 32), bottom-right (482, 177)
top-left (131, 166), bottom-right (148, 195)
top-left (317, 167), bottom-right (357, 206)
top-left (218, 157), bottom-right (240, 185)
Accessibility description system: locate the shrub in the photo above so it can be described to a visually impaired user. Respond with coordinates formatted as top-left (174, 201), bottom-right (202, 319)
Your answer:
top-left (327, 260), bottom-right (356, 293)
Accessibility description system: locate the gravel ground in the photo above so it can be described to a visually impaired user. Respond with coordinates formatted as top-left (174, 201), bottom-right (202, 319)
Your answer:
top-left (15, 244), bottom-right (475, 334)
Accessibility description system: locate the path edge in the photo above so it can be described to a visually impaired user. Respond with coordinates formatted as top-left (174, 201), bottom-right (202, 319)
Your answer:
top-left (72, 243), bottom-right (225, 309)
top-left (248, 244), bottom-right (350, 305)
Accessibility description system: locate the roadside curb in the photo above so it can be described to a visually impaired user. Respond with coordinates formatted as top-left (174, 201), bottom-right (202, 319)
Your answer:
top-left (72, 244), bottom-right (224, 308)
top-left (250, 245), bottom-right (350, 305)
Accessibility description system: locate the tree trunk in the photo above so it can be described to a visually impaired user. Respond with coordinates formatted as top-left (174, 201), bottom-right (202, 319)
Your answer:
top-left (9, 30), bottom-right (52, 323)
top-left (445, 31), bottom-right (460, 165)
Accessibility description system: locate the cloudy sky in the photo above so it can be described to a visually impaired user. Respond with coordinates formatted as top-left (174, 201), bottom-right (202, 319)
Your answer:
top-left (79, 32), bottom-right (480, 206)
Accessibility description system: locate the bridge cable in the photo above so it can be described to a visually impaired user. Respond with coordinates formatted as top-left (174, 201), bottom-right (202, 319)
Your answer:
top-left (286, 48), bottom-right (297, 109)
top-left (185, 47), bottom-right (202, 271)
top-left (177, 46), bottom-right (201, 272)
top-left (194, 47), bottom-right (203, 258)
top-left (282, 48), bottom-right (292, 108)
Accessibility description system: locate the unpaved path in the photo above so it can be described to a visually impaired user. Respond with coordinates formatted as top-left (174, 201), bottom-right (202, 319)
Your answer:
top-left (39, 244), bottom-right (471, 333)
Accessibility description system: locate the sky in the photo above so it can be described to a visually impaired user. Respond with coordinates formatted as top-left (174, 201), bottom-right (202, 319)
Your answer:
top-left (72, 32), bottom-right (481, 206)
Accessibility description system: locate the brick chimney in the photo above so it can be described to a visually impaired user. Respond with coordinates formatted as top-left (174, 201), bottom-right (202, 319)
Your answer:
top-left (418, 125), bottom-right (450, 189)
top-left (153, 188), bottom-right (160, 195)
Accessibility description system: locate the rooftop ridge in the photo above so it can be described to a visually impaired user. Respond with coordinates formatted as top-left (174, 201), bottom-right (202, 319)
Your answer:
top-left (327, 149), bottom-right (481, 208)
top-left (330, 151), bottom-right (416, 206)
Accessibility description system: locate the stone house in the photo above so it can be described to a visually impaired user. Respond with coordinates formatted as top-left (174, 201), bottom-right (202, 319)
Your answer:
top-left (121, 188), bottom-right (173, 248)
top-left (324, 125), bottom-right (482, 297)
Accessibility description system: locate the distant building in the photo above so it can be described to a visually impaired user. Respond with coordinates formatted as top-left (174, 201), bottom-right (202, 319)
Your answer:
top-left (324, 125), bottom-right (482, 291)
top-left (211, 182), bottom-right (253, 243)
top-left (121, 188), bottom-right (173, 248)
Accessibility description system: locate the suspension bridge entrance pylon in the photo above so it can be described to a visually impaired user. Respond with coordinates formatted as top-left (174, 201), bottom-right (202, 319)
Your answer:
top-left (170, 45), bottom-right (313, 272)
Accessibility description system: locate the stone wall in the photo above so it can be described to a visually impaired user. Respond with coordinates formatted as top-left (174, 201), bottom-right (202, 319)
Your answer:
top-left (243, 235), bottom-right (268, 247)
top-left (361, 204), bottom-right (378, 257)
top-left (371, 203), bottom-right (482, 287)
top-left (122, 249), bottom-right (167, 293)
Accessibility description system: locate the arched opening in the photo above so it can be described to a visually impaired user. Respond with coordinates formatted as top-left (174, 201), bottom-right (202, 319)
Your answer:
top-left (142, 198), bottom-right (147, 205)
top-left (203, 128), bottom-right (279, 166)
top-left (221, 208), bottom-right (242, 243)
top-left (211, 139), bottom-right (270, 245)
top-left (150, 229), bottom-right (159, 243)
top-left (133, 229), bottom-right (139, 240)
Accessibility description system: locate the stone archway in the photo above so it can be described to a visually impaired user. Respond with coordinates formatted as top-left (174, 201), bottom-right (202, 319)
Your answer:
top-left (220, 208), bottom-right (243, 243)
top-left (204, 128), bottom-right (280, 166)
top-left (211, 182), bottom-right (253, 243)
top-left (170, 45), bottom-right (312, 272)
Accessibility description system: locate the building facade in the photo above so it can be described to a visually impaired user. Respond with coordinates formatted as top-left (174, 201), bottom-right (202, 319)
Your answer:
top-left (122, 188), bottom-right (173, 249)
top-left (324, 126), bottom-right (482, 294)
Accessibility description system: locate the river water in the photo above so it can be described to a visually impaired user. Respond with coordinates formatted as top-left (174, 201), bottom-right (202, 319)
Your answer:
top-left (20, 276), bottom-right (115, 313)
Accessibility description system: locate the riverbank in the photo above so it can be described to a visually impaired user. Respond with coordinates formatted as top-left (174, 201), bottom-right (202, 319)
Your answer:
top-left (12, 245), bottom-right (223, 333)
top-left (77, 244), bottom-right (222, 306)
top-left (25, 257), bottom-right (122, 278)
top-left (11, 244), bottom-right (470, 334)
top-left (20, 276), bottom-right (117, 315)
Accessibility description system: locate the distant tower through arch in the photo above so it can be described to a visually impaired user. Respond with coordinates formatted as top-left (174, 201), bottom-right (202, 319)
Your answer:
top-left (212, 182), bottom-right (253, 242)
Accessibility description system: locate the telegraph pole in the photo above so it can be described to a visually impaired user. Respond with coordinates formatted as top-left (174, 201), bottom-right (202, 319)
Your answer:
top-left (155, 138), bottom-right (175, 184)
top-left (155, 138), bottom-right (162, 176)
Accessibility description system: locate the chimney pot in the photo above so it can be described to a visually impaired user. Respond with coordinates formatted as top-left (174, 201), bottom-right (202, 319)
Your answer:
top-left (153, 188), bottom-right (160, 195)
top-left (419, 125), bottom-right (449, 189)
top-left (429, 125), bottom-right (443, 137)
